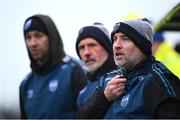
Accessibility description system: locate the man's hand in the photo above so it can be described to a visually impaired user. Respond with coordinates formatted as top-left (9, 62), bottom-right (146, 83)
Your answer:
top-left (104, 75), bottom-right (126, 101)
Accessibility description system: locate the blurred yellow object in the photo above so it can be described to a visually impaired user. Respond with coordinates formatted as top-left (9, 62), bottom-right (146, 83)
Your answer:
top-left (121, 11), bottom-right (141, 21)
top-left (154, 41), bottom-right (180, 78)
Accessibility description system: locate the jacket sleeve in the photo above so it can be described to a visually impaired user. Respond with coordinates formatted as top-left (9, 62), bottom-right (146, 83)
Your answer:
top-left (71, 63), bottom-right (88, 110)
top-left (144, 72), bottom-right (180, 118)
top-left (19, 81), bottom-right (27, 119)
top-left (77, 90), bottom-right (112, 119)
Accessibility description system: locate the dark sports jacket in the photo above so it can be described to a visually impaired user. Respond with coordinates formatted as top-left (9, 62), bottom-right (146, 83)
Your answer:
top-left (78, 56), bottom-right (180, 119)
top-left (20, 56), bottom-right (87, 119)
top-left (20, 14), bottom-right (87, 119)
top-left (77, 56), bottom-right (117, 117)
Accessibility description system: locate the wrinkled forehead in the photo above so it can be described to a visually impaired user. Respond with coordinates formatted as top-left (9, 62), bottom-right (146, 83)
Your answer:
top-left (78, 37), bottom-right (101, 47)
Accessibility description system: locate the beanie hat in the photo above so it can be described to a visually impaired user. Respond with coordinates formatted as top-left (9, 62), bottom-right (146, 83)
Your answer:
top-left (111, 18), bottom-right (153, 56)
top-left (76, 22), bottom-right (112, 58)
top-left (153, 32), bottom-right (164, 42)
top-left (24, 18), bottom-right (48, 36)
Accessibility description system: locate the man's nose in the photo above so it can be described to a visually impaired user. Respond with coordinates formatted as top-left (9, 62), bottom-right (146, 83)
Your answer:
top-left (114, 39), bottom-right (123, 49)
top-left (84, 46), bottom-right (91, 57)
top-left (28, 38), bottom-right (37, 47)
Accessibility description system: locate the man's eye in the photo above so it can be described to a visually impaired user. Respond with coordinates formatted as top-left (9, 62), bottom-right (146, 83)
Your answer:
top-left (25, 35), bottom-right (31, 40)
top-left (113, 37), bottom-right (117, 42)
top-left (79, 46), bottom-right (85, 51)
top-left (122, 37), bottom-right (130, 41)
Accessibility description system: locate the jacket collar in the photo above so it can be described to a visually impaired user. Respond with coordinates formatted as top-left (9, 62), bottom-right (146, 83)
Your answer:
top-left (125, 56), bottom-right (155, 79)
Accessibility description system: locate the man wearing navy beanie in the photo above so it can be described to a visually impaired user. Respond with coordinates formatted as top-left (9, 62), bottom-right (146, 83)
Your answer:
top-left (76, 22), bottom-right (113, 57)
top-left (20, 14), bottom-right (87, 119)
top-left (111, 18), bottom-right (153, 57)
top-left (76, 23), bottom-right (117, 118)
top-left (24, 18), bottom-right (48, 36)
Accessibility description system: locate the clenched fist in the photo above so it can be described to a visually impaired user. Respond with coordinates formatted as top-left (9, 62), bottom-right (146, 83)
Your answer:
top-left (104, 75), bottom-right (126, 101)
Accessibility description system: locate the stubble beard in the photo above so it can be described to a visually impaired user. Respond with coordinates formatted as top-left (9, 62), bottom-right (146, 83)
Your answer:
top-left (115, 57), bottom-right (127, 70)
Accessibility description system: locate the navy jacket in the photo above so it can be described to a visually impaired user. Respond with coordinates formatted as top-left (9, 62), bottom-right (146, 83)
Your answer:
top-left (78, 56), bottom-right (180, 119)
top-left (20, 14), bottom-right (87, 119)
top-left (20, 56), bottom-right (87, 119)
top-left (77, 56), bottom-right (117, 117)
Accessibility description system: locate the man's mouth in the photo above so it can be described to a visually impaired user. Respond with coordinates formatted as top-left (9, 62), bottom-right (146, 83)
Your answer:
top-left (85, 59), bottom-right (95, 66)
top-left (115, 52), bottom-right (123, 57)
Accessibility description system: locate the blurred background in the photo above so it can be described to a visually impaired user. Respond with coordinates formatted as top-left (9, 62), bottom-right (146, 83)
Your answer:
top-left (0, 0), bottom-right (179, 118)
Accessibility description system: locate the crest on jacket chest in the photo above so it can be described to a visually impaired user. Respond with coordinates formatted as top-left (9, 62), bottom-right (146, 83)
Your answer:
top-left (120, 95), bottom-right (130, 107)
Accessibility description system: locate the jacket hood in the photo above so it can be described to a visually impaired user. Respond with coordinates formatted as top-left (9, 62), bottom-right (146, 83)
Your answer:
top-left (23, 14), bottom-right (65, 75)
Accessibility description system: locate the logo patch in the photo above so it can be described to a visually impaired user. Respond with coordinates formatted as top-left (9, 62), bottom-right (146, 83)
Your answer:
top-left (113, 22), bottom-right (121, 33)
top-left (78, 28), bottom-right (84, 35)
top-left (49, 80), bottom-right (58, 92)
top-left (24, 19), bottom-right (32, 31)
top-left (139, 76), bottom-right (144, 81)
top-left (27, 89), bottom-right (34, 98)
top-left (61, 64), bottom-right (68, 70)
top-left (121, 95), bottom-right (129, 107)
